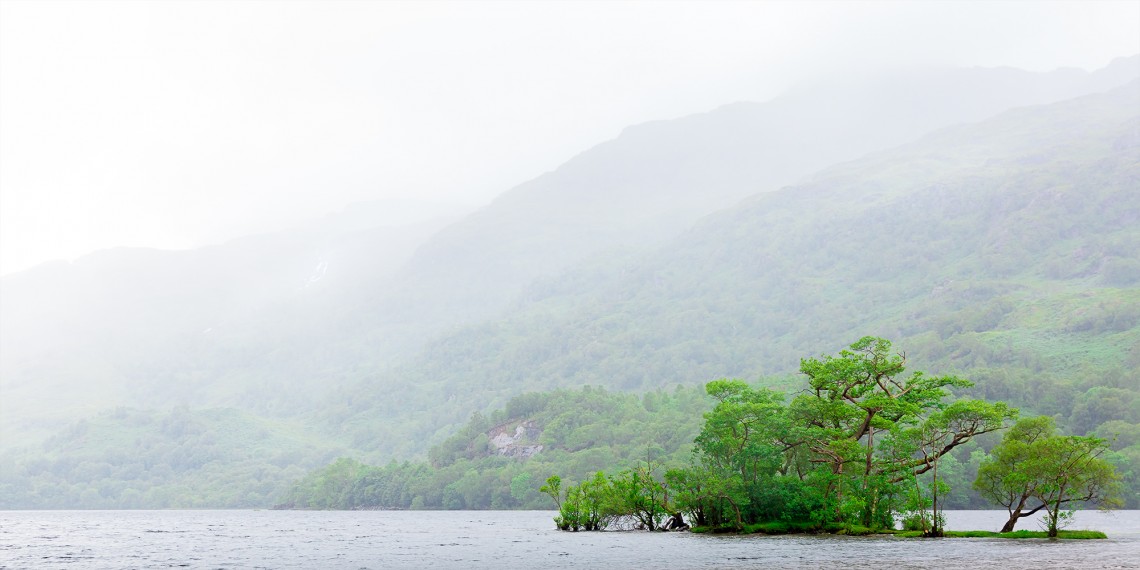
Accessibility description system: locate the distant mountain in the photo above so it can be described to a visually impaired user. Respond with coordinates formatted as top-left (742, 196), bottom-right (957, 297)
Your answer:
top-left (331, 80), bottom-right (1140, 460)
top-left (388, 56), bottom-right (1140, 326)
top-left (3, 61), bottom-right (1139, 509)
top-left (238, 57), bottom-right (1140, 418)
top-left (9, 61), bottom-right (1135, 444)
top-left (0, 202), bottom-right (460, 442)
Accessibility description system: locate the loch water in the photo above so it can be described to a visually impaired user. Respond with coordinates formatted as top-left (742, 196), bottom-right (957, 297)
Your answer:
top-left (2, 509), bottom-right (1138, 569)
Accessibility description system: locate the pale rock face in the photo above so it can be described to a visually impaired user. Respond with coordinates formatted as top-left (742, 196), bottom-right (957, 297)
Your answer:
top-left (487, 420), bottom-right (543, 458)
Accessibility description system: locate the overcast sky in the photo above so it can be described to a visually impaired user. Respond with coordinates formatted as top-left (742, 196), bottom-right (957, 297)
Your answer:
top-left (2, 0), bottom-right (1138, 275)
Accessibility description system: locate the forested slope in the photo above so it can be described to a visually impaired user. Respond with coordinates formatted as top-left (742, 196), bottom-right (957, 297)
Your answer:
top-left (8, 61), bottom-right (1134, 447)
top-left (4, 68), bottom-right (1138, 509)
top-left (279, 386), bottom-right (716, 510)
top-left (331, 82), bottom-right (1140, 470)
top-left (385, 59), bottom-right (1140, 330)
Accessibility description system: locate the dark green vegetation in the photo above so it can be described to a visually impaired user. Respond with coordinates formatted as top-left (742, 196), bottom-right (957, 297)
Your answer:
top-left (2, 64), bottom-right (1139, 510)
top-left (308, 80), bottom-right (1140, 509)
top-left (275, 386), bottom-right (710, 510)
top-left (0, 407), bottom-right (344, 508)
top-left (541, 339), bottom-right (1119, 537)
top-left (976, 416), bottom-right (1122, 536)
top-left (282, 339), bottom-right (1120, 539)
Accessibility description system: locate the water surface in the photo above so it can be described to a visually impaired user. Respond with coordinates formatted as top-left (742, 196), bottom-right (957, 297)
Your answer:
top-left (1, 509), bottom-right (1137, 569)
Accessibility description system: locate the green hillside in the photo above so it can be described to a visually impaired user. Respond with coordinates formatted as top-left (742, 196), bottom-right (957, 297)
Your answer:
top-left (279, 363), bottom-right (1071, 514)
top-left (329, 82), bottom-right (1140, 472)
top-left (4, 77), bottom-right (1138, 510)
top-left (278, 386), bottom-right (715, 510)
top-left (7, 62), bottom-right (1135, 451)
top-left (0, 406), bottom-right (347, 508)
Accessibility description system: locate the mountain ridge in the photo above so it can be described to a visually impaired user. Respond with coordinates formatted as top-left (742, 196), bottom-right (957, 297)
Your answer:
top-left (2, 63), bottom-right (1138, 508)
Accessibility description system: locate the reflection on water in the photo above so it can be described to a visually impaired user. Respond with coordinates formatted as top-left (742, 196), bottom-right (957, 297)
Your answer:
top-left (1, 510), bottom-right (1137, 569)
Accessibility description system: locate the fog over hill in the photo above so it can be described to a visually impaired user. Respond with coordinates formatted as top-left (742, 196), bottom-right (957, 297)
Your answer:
top-left (2, 61), bottom-right (1139, 509)
top-left (396, 56), bottom-right (1140, 325)
top-left (0, 201), bottom-right (464, 440)
top-left (329, 79), bottom-right (1140, 456)
top-left (6, 59), bottom-right (1137, 435)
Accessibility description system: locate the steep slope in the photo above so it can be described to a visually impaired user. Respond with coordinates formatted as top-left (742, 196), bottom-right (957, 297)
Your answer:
top-left (5, 64), bottom-right (1139, 509)
top-left (332, 81), bottom-right (1140, 459)
top-left (4, 60), bottom-right (1137, 440)
top-left (388, 57), bottom-right (1140, 328)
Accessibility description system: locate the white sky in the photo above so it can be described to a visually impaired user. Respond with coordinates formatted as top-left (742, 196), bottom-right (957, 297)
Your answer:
top-left (2, 0), bottom-right (1138, 275)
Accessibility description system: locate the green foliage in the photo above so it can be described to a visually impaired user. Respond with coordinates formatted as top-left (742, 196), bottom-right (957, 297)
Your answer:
top-left (327, 89), bottom-right (1140, 518)
top-left (0, 406), bottom-right (340, 509)
top-left (895, 399), bottom-right (1016, 535)
top-left (1030, 435), bottom-right (1123, 537)
top-left (535, 338), bottom-right (1065, 534)
top-left (551, 468), bottom-right (670, 531)
top-left (280, 336), bottom-right (1125, 546)
top-left (973, 416), bottom-right (1058, 531)
top-left (7, 85), bottom-right (1140, 510)
top-left (973, 416), bottom-right (1124, 535)
top-left (539, 475), bottom-right (561, 509)
top-left (608, 464), bottom-right (670, 530)
top-left (280, 386), bottom-right (708, 511)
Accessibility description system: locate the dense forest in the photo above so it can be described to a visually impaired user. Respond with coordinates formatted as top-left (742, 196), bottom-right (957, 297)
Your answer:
top-left (278, 385), bottom-right (712, 511)
top-left (2, 70), bottom-right (1138, 511)
top-left (320, 82), bottom-right (1140, 462)
top-left (283, 338), bottom-right (1125, 540)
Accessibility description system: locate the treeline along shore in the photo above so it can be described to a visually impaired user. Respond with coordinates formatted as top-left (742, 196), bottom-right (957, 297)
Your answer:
top-left (283, 338), bottom-right (1124, 539)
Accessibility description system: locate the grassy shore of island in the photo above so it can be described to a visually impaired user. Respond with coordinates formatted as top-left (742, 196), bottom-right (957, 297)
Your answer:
top-left (893, 529), bottom-right (1107, 539)
top-left (690, 522), bottom-right (1107, 539)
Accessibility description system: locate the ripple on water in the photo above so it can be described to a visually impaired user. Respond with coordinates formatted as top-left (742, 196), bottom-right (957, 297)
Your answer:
top-left (0, 510), bottom-right (1138, 569)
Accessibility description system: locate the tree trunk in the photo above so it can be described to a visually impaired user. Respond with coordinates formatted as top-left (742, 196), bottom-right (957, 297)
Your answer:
top-left (862, 425), bottom-right (876, 527)
top-left (728, 498), bottom-right (743, 531)
top-left (835, 462), bottom-right (844, 521)
top-left (927, 461), bottom-right (943, 538)
top-left (1047, 499), bottom-right (1061, 538)
top-left (1047, 482), bottom-right (1068, 539)
top-left (913, 474), bottom-right (928, 536)
top-left (1000, 496), bottom-right (1026, 533)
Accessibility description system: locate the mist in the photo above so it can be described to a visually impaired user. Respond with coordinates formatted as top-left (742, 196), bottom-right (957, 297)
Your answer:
top-left (2, 0), bottom-right (1138, 275)
top-left (2, 1), bottom-right (1140, 567)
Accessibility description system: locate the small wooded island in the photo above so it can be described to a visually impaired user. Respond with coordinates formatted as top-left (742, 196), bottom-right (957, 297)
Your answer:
top-left (540, 337), bottom-right (1122, 538)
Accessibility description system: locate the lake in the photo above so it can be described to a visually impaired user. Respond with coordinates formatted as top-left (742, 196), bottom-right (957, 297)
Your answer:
top-left (1, 510), bottom-right (1138, 569)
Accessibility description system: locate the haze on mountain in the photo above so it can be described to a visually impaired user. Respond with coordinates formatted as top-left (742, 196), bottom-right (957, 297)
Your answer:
top-left (4, 61), bottom-right (1140, 508)
top-left (4, 1), bottom-right (1139, 277)
top-left (4, 58), bottom-right (1137, 443)
top-left (319, 77), bottom-right (1140, 454)
top-left (2, 2), bottom-right (1140, 510)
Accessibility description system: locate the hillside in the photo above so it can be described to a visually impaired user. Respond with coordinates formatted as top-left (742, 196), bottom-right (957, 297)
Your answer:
top-left (0, 205), bottom-right (458, 442)
top-left (3, 66), bottom-right (1138, 509)
top-left (387, 57), bottom-right (1140, 328)
top-left (5, 61), bottom-right (1135, 449)
top-left (0, 406), bottom-right (346, 508)
top-left (330, 81), bottom-right (1140, 464)
top-left (279, 386), bottom-right (715, 511)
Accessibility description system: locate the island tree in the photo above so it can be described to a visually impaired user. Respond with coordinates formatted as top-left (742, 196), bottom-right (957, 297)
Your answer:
top-left (892, 399), bottom-right (1014, 536)
top-left (790, 337), bottom-right (995, 527)
top-left (538, 338), bottom-right (1123, 535)
top-left (1030, 435), bottom-right (1122, 537)
top-left (974, 417), bottom-right (1123, 536)
top-left (973, 416), bottom-right (1058, 532)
